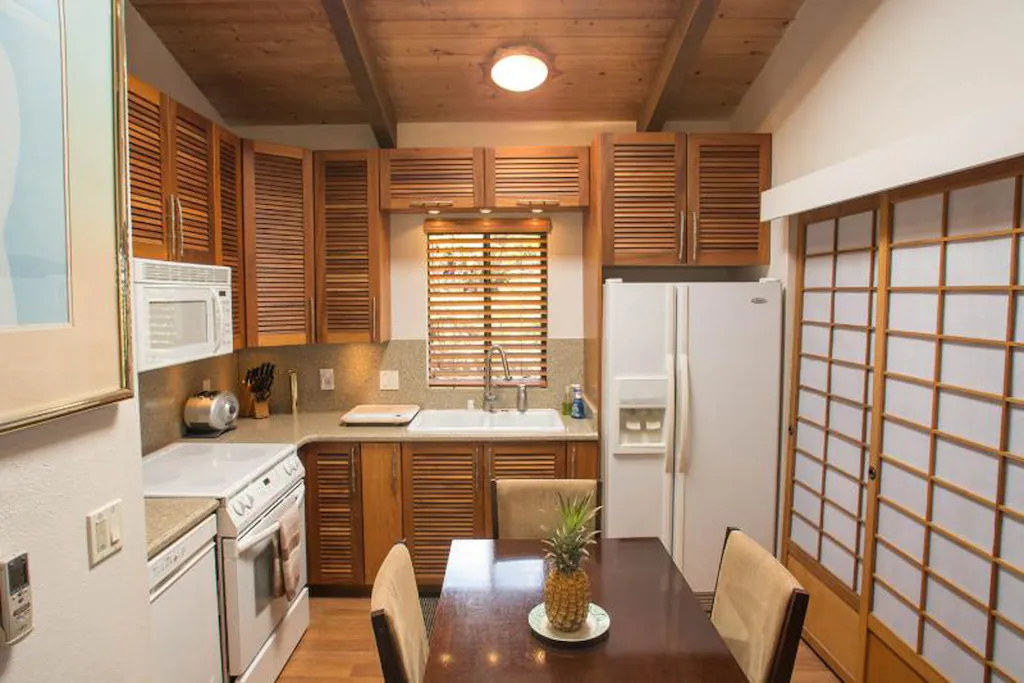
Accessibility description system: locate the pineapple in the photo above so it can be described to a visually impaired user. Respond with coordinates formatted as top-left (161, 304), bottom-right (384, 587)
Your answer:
top-left (542, 492), bottom-right (600, 632)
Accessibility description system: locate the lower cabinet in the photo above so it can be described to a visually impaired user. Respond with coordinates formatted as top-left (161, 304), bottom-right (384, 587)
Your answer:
top-left (303, 443), bottom-right (364, 586)
top-left (482, 442), bottom-right (566, 538)
top-left (360, 443), bottom-right (403, 584)
top-left (568, 441), bottom-right (600, 479)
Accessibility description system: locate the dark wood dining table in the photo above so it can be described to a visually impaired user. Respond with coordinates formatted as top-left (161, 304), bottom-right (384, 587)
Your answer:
top-left (424, 538), bottom-right (748, 683)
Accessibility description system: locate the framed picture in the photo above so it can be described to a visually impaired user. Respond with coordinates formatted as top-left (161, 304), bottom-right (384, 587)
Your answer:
top-left (0, 0), bottom-right (132, 433)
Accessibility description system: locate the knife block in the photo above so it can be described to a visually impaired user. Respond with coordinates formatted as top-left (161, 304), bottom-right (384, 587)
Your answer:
top-left (252, 399), bottom-right (270, 419)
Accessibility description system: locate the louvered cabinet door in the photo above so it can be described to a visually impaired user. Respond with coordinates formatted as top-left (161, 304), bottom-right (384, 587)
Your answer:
top-left (242, 141), bottom-right (314, 347)
top-left (381, 148), bottom-right (485, 212)
top-left (303, 444), bottom-right (364, 586)
top-left (169, 102), bottom-right (215, 264)
top-left (402, 443), bottom-right (485, 585)
top-left (485, 147), bottom-right (589, 209)
top-left (213, 126), bottom-right (245, 349)
top-left (314, 151), bottom-right (389, 344)
top-left (483, 442), bottom-right (567, 537)
top-left (600, 133), bottom-right (686, 265)
top-left (127, 77), bottom-right (171, 260)
top-left (687, 134), bottom-right (771, 266)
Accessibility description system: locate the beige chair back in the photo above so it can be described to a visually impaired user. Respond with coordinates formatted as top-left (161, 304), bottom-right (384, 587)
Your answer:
top-left (493, 478), bottom-right (598, 540)
top-left (370, 543), bottom-right (429, 683)
top-left (710, 529), bottom-right (809, 683)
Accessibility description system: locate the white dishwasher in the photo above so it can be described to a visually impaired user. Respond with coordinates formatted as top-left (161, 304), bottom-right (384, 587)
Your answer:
top-left (149, 515), bottom-right (224, 683)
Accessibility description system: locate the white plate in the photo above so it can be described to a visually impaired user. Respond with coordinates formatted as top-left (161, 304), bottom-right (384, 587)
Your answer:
top-left (528, 603), bottom-right (610, 646)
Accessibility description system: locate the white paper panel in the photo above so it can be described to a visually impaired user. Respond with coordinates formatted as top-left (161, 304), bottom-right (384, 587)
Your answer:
top-left (790, 514), bottom-right (819, 556)
top-left (829, 401), bottom-right (865, 439)
top-left (832, 328), bottom-right (868, 364)
top-left (831, 364), bottom-right (867, 403)
top-left (878, 502), bottom-right (926, 561)
top-left (891, 244), bottom-right (941, 287)
top-left (800, 357), bottom-right (828, 391)
top-left (997, 569), bottom-right (1024, 630)
top-left (1006, 461), bottom-right (1024, 513)
top-left (835, 250), bottom-right (873, 288)
top-left (947, 177), bottom-right (1016, 236)
top-left (937, 391), bottom-right (1003, 450)
top-left (855, 560), bottom-right (863, 594)
top-left (922, 622), bottom-right (985, 683)
top-left (823, 503), bottom-right (858, 552)
top-left (875, 543), bottom-right (922, 605)
top-left (934, 439), bottom-right (1000, 501)
top-left (821, 535), bottom-right (856, 587)
top-left (1019, 239), bottom-right (1024, 286)
top-left (932, 486), bottom-right (996, 552)
top-left (826, 467), bottom-right (861, 513)
top-left (946, 236), bottom-right (1012, 286)
top-left (793, 485), bottom-right (820, 523)
top-left (1013, 350), bottom-right (1024, 398)
top-left (803, 254), bottom-right (834, 288)
top-left (873, 581), bottom-right (920, 648)
top-left (993, 621), bottom-right (1024, 681)
top-left (941, 341), bottom-right (1006, 395)
top-left (887, 335), bottom-right (936, 381)
top-left (802, 292), bottom-right (832, 323)
top-left (926, 577), bottom-right (988, 652)
top-left (796, 421), bottom-right (826, 459)
top-left (1009, 407), bottom-right (1024, 457)
top-left (1015, 295), bottom-right (1024, 342)
top-left (838, 211), bottom-right (875, 249)
top-left (882, 419), bottom-right (932, 472)
top-left (827, 435), bottom-right (863, 479)
top-left (944, 292), bottom-right (1010, 341)
top-left (1001, 516), bottom-right (1024, 570)
top-left (885, 378), bottom-right (934, 426)
top-left (889, 293), bottom-right (939, 334)
top-left (794, 452), bottom-right (823, 491)
top-left (798, 389), bottom-right (827, 424)
top-left (806, 220), bottom-right (835, 254)
top-left (801, 324), bottom-right (830, 357)
top-left (893, 194), bottom-right (944, 243)
top-left (834, 291), bottom-right (871, 326)
top-left (880, 462), bottom-right (929, 517)
top-left (929, 532), bottom-right (992, 604)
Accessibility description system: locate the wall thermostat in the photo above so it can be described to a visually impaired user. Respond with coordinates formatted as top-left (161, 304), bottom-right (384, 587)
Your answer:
top-left (1, 553), bottom-right (33, 645)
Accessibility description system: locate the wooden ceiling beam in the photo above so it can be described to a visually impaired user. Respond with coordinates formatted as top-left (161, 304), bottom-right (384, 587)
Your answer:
top-left (637, 0), bottom-right (721, 132)
top-left (321, 0), bottom-right (397, 148)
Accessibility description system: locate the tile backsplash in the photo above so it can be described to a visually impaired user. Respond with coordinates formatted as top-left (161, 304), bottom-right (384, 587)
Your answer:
top-left (139, 339), bottom-right (583, 454)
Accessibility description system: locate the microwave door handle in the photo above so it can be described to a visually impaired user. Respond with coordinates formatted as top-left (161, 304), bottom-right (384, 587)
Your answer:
top-left (210, 292), bottom-right (221, 347)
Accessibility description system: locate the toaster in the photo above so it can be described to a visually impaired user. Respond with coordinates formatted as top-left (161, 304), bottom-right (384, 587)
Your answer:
top-left (183, 391), bottom-right (240, 435)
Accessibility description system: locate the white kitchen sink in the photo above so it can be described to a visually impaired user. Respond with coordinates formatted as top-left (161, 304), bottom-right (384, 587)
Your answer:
top-left (407, 409), bottom-right (566, 434)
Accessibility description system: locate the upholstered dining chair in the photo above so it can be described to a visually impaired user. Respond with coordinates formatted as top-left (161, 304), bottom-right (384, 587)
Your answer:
top-left (492, 478), bottom-right (600, 539)
top-left (710, 528), bottom-right (809, 683)
top-left (370, 543), bottom-right (429, 683)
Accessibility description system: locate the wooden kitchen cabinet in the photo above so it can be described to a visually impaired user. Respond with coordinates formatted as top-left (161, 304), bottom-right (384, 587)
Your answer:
top-left (170, 101), bottom-right (216, 264)
top-left (567, 441), bottom-right (600, 479)
top-left (242, 141), bottom-right (315, 347)
top-left (402, 442), bottom-right (486, 585)
top-left (314, 151), bottom-right (390, 344)
top-left (213, 125), bottom-right (246, 349)
top-left (485, 147), bottom-right (589, 209)
top-left (360, 443), bottom-right (403, 583)
top-left (303, 443), bottom-right (364, 586)
top-left (686, 134), bottom-right (771, 266)
top-left (482, 442), bottom-right (567, 537)
top-left (381, 148), bottom-right (485, 212)
top-left (127, 77), bottom-right (171, 261)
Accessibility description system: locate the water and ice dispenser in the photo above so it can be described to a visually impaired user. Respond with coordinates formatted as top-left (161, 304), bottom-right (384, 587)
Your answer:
top-left (612, 377), bottom-right (670, 452)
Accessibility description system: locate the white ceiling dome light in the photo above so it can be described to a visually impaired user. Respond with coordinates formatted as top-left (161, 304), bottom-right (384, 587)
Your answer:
top-left (490, 47), bottom-right (550, 93)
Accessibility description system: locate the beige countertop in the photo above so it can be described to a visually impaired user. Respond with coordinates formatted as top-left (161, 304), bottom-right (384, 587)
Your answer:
top-left (145, 497), bottom-right (219, 560)
top-left (193, 411), bottom-right (598, 447)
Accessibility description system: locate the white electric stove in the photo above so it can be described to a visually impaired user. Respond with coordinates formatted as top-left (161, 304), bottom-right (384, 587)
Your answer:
top-left (143, 442), bottom-right (309, 683)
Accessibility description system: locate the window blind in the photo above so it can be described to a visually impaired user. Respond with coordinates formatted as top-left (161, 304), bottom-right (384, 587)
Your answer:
top-left (426, 220), bottom-right (549, 387)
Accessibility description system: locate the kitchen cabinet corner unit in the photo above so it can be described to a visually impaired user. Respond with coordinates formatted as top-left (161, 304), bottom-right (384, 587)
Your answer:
top-left (380, 147), bottom-right (485, 212)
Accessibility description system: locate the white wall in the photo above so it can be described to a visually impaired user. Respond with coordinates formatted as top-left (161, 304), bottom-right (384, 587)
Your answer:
top-left (232, 124), bottom-right (378, 150)
top-left (397, 121), bottom-right (634, 148)
top-left (0, 2), bottom-right (152, 681)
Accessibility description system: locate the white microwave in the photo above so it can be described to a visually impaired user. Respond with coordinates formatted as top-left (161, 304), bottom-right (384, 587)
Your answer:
top-left (133, 258), bottom-right (233, 372)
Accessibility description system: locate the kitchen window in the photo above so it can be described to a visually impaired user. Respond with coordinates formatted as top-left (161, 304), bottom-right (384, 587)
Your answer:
top-left (426, 219), bottom-right (549, 387)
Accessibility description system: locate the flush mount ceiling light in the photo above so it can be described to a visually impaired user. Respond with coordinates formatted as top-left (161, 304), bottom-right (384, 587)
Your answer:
top-left (490, 46), bottom-right (550, 93)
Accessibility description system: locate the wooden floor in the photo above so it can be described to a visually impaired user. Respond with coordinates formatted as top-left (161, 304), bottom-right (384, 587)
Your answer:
top-left (278, 598), bottom-right (840, 682)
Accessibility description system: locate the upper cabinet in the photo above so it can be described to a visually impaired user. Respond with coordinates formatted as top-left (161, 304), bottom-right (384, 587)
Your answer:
top-left (380, 147), bottom-right (485, 211)
top-left (686, 134), bottom-right (771, 267)
top-left (213, 126), bottom-right (246, 349)
top-left (127, 77), bottom-right (171, 260)
top-left (314, 151), bottom-right (390, 344)
top-left (485, 147), bottom-right (589, 209)
top-left (169, 102), bottom-right (216, 263)
top-left (242, 141), bottom-right (315, 347)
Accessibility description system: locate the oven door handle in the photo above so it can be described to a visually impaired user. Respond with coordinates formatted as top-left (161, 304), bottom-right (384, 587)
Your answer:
top-left (235, 488), bottom-right (305, 555)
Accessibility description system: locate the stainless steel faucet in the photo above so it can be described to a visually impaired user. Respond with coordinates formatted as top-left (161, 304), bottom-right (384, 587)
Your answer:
top-left (483, 345), bottom-right (512, 412)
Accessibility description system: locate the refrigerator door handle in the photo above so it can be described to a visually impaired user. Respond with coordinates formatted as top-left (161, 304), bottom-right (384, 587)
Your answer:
top-left (675, 354), bottom-right (690, 473)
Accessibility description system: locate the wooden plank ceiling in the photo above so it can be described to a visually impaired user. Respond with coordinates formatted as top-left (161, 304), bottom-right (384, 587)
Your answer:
top-left (132, 0), bottom-right (804, 126)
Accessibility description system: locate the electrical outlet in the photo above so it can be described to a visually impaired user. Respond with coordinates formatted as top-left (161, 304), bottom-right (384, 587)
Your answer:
top-left (319, 368), bottom-right (335, 391)
top-left (380, 370), bottom-right (400, 391)
top-left (86, 500), bottom-right (123, 567)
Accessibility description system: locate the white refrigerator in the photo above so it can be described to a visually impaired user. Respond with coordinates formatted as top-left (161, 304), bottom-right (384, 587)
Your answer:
top-left (601, 280), bottom-right (783, 598)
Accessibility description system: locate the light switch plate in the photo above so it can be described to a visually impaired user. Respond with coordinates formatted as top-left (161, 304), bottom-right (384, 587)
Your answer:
top-left (319, 368), bottom-right (335, 391)
top-left (86, 500), bottom-right (123, 567)
top-left (380, 370), bottom-right (400, 391)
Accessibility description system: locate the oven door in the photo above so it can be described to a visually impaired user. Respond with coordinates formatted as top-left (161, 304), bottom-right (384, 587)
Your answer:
top-left (222, 483), bottom-right (307, 676)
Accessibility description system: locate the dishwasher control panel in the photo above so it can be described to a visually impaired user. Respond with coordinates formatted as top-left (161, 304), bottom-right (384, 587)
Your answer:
top-left (1, 553), bottom-right (32, 645)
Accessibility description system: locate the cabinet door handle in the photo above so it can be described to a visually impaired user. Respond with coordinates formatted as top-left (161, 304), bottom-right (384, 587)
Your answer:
top-left (570, 445), bottom-right (577, 478)
top-left (692, 211), bottom-right (700, 263)
top-left (350, 451), bottom-right (357, 491)
top-left (371, 296), bottom-right (377, 342)
top-left (167, 194), bottom-right (177, 260)
top-left (308, 296), bottom-right (314, 342)
top-left (678, 210), bottom-right (685, 262)
top-left (391, 446), bottom-right (398, 494)
top-left (175, 195), bottom-right (185, 260)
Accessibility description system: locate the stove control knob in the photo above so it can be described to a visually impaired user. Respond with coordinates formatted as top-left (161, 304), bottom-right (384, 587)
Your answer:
top-left (245, 493), bottom-right (255, 507)
top-left (232, 501), bottom-right (245, 516)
